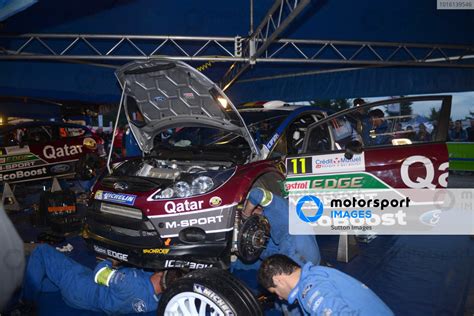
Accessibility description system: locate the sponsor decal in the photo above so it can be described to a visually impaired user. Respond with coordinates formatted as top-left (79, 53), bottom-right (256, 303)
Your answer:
top-left (0, 161), bottom-right (36, 171)
top-left (132, 299), bottom-right (147, 313)
top-left (401, 156), bottom-right (448, 188)
top-left (0, 153), bottom-right (38, 164)
top-left (307, 290), bottom-right (321, 306)
top-left (113, 182), bottom-right (129, 191)
top-left (164, 260), bottom-right (213, 269)
top-left (312, 153), bottom-right (365, 174)
top-left (83, 137), bottom-right (97, 150)
top-left (154, 96), bottom-right (166, 102)
top-left (193, 284), bottom-right (234, 315)
top-left (142, 248), bottom-right (170, 255)
top-left (164, 200), bottom-right (204, 213)
top-left (266, 133), bottom-right (280, 149)
top-left (93, 245), bottom-right (129, 261)
top-left (95, 190), bottom-right (137, 206)
top-left (43, 144), bottom-right (83, 160)
top-left (0, 167), bottom-right (47, 181)
top-left (5, 146), bottom-right (30, 155)
top-left (419, 209), bottom-right (442, 226)
top-left (285, 181), bottom-right (310, 191)
top-left (164, 215), bottom-right (224, 229)
top-left (47, 205), bottom-right (76, 214)
top-left (164, 238), bottom-right (172, 246)
top-left (93, 245), bottom-right (107, 255)
top-left (209, 196), bottom-right (222, 207)
top-left (183, 92), bottom-right (195, 99)
top-left (50, 164), bottom-right (71, 174)
top-left (302, 284), bottom-right (313, 299)
top-left (285, 173), bottom-right (389, 194)
top-left (311, 297), bottom-right (324, 312)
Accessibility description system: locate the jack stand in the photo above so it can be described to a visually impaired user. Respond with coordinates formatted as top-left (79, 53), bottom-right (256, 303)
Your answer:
top-left (2, 182), bottom-right (20, 211)
top-left (50, 177), bottom-right (63, 193)
top-left (337, 233), bottom-right (359, 263)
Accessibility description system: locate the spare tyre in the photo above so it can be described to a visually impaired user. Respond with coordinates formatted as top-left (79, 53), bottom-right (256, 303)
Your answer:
top-left (158, 268), bottom-right (262, 316)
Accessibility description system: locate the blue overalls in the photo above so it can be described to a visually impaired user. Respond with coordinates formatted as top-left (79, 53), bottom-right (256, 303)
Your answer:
top-left (288, 263), bottom-right (394, 316)
top-left (248, 187), bottom-right (321, 267)
top-left (23, 244), bottom-right (159, 314)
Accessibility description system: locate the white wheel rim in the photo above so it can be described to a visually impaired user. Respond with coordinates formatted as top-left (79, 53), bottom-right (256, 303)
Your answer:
top-left (164, 291), bottom-right (227, 316)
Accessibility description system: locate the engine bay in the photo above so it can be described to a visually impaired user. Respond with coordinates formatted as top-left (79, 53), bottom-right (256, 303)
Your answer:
top-left (114, 157), bottom-right (234, 179)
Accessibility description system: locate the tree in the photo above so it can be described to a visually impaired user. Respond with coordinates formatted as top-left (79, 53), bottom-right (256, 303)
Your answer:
top-left (428, 107), bottom-right (440, 122)
top-left (399, 95), bottom-right (413, 118)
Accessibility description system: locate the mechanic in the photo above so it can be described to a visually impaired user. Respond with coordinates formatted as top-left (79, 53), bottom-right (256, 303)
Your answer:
top-left (366, 108), bottom-right (392, 145)
top-left (22, 244), bottom-right (162, 314)
top-left (242, 187), bottom-right (321, 266)
top-left (352, 98), bottom-right (371, 142)
top-left (258, 254), bottom-right (394, 316)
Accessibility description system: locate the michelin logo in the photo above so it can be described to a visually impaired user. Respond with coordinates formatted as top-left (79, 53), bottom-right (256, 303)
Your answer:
top-left (95, 190), bottom-right (137, 206)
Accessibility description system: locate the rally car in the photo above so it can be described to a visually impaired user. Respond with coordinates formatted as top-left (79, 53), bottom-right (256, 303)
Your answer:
top-left (84, 59), bottom-right (452, 267)
top-left (83, 59), bottom-right (451, 315)
top-left (0, 121), bottom-right (105, 183)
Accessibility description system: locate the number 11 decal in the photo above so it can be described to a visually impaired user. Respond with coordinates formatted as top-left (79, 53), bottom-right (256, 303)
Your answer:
top-left (287, 157), bottom-right (312, 175)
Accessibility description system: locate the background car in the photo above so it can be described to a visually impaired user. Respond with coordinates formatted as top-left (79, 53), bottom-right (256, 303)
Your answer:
top-left (0, 121), bottom-right (106, 183)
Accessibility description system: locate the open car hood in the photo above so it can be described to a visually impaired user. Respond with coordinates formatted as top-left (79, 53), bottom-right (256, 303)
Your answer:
top-left (116, 59), bottom-right (259, 158)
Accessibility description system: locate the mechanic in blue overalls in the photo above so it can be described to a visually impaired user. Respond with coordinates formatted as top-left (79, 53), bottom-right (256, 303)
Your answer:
top-left (242, 187), bottom-right (321, 267)
top-left (22, 244), bottom-right (162, 314)
top-left (258, 254), bottom-right (394, 316)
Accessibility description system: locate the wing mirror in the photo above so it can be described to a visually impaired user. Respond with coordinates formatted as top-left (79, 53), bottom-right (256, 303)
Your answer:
top-left (344, 140), bottom-right (363, 160)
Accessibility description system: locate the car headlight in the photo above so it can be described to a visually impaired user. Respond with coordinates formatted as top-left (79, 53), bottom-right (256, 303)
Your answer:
top-left (175, 181), bottom-right (191, 198)
top-left (151, 168), bottom-right (235, 200)
top-left (192, 176), bottom-right (214, 195)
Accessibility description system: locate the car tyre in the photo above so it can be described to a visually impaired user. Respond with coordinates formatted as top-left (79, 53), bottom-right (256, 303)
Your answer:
top-left (157, 268), bottom-right (263, 316)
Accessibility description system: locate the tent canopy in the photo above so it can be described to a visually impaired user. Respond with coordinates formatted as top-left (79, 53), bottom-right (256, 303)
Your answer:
top-left (0, 0), bottom-right (473, 105)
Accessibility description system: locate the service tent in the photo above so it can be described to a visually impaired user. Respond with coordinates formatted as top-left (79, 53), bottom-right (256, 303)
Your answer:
top-left (0, 0), bottom-right (473, 104)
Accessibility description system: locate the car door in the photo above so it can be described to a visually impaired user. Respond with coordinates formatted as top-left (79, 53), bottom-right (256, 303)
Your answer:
top-left (286, 96), bottom-right (451, 189)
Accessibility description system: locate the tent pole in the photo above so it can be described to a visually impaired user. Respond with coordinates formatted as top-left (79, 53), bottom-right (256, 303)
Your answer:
top-left (249, 0), bottom-right (254, 35)
top-left (106, 82), bottom-right (126, 174)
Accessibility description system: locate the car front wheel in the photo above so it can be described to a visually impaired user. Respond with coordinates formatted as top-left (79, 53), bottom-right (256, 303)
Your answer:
top-left (158, 268), bottom-right (262, 316)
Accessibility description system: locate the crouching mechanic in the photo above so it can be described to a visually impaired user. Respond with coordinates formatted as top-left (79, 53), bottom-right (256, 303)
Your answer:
top-left (242, 187), bottom-right (321, 266)
top-left (22, 244), bottom-right (163, 314)
top-left (258, 255), bottom-right (394, 316)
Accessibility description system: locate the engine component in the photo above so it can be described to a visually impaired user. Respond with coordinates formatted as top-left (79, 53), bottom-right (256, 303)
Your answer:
top-left (237, 215), bottom-right (270, 263)
top-left (136, 162), bottom-right (180, 180)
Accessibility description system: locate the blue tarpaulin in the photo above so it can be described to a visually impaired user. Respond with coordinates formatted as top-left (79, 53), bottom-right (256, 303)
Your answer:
top-left (0, 0), bottom-right (473, 103)
top-left (0, 0), bottom-right (37, 21)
